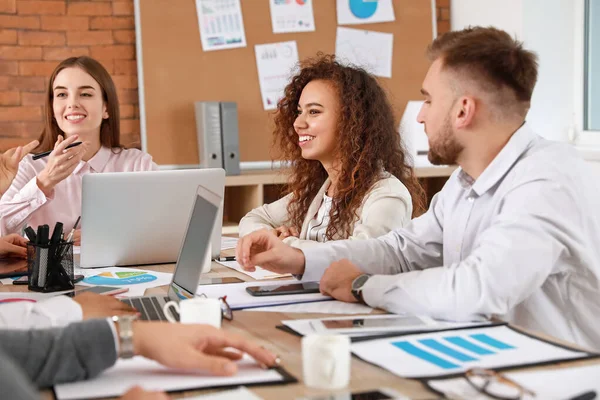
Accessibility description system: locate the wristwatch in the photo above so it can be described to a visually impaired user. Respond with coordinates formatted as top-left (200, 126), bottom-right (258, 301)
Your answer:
top-left (351, 274), bottom-right (371, 303)
top-left (112, 314), bottom-right (138, 359)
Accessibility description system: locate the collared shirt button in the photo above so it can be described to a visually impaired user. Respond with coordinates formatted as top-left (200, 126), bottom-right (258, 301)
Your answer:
top-left (467, 196), bottom-right (475, 202)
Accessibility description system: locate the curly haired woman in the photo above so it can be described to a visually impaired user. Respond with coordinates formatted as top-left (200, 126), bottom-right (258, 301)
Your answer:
top-left (238, 55), bottom-right (426, 249)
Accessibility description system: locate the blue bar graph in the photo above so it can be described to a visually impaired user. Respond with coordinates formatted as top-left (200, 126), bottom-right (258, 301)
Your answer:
top-left (418, 339), bottom-right (478, 362)
top-left (392, 341), bottom-right (460, 369)
top-left (444, 336), bottom-right (496, 355)
top-left (470, 334), bottom-right (515, 350)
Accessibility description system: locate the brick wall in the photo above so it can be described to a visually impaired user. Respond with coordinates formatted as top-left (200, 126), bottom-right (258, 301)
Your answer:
top-left (0, 0), bottom-right (138, 151)
top-left (437, 0), bottom-right (451, 36)
top-left (0, 0), bottom-right (450, 153)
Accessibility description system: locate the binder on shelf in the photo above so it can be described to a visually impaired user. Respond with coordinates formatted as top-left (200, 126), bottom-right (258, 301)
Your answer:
top-left (194, 101), bottom-right (223, 169)
top-left (220, 102), bottom-right (241, 176)
top-left (193, 101), bottom-right (241, 175)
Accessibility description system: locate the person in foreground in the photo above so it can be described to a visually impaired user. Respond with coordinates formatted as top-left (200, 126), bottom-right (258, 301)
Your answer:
top-left (237, 27), bottom-right (600, 351)
top-left (238, 55), bottom-right (425, 248)
top-left (0, 56), bottom-right (157, 241)
top-left (0, 318), bottom-right (278, 400)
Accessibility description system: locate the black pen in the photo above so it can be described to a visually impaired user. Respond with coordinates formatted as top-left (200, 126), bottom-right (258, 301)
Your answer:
top-left (568, 391), bottom-right (597, 400)
top-left (218, 256), bottom-right (236, 262)
top-left (32, 142), bottom-right (83, 160)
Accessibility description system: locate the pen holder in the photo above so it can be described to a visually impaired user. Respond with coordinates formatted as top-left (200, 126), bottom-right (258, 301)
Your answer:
top-left (27, 241), bottom-right (75, 293)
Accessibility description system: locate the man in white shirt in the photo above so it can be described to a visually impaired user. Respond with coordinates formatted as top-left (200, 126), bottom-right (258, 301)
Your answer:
top-left (236, 26), bottom-right (600, 351)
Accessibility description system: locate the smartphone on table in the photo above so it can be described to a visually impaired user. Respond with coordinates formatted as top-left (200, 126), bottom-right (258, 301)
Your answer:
top-left (66, 286), bottom-right (129, 297)
top-left (245, 281), bottom-right (320, 296)
top-left (297, 388), bottom-right (408, 400)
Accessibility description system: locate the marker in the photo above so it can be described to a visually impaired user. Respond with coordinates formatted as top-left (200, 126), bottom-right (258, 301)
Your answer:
top-left (218, 256), bottom-right (236, 262)
top-left (32, 142), bottom-right (83, 160)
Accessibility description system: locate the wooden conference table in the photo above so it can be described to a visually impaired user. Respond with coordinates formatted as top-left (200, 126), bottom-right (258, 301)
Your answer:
top-left (1, 260), bottom-right (598, 399)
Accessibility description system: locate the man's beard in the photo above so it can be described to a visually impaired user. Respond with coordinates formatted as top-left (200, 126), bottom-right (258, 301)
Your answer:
top-left (427, 114), bottom-right (464, 165)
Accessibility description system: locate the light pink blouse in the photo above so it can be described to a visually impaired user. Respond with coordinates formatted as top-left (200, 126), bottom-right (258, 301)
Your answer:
top-left (0, 146), bottom-right (157, 235)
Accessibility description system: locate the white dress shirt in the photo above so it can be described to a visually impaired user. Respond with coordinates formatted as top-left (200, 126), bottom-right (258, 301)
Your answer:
top-left (303, 124), bottom-right (600, 351)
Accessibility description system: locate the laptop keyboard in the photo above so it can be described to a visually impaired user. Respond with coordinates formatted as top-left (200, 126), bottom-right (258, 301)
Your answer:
top-left (121, 296), bottom-right (177, 321)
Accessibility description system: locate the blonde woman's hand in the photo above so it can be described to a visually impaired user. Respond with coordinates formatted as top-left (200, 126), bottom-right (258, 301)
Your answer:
top-left (0, 139), bottom-right (39, 196)
top-left (36, 135), bottom-right (88, 196)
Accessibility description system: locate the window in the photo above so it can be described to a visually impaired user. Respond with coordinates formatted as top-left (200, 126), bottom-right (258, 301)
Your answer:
top-left (584, 0), bottom-right (600, 131)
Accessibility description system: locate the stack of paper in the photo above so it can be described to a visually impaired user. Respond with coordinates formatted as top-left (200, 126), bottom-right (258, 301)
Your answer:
top-left (217, 260), bottom-right (291, 280)
top-left (196, 280), bottom-right (331, 310)
top-left (247, 300), bottom-right (374, 315)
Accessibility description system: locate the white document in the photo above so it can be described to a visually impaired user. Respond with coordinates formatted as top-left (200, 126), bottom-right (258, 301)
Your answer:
top-left (195, 0), bottom-right (247, 51)
top-left (337, 0), bottom-right (395, 25)
top-left (75, 267), bottom-right (173, 293)
top-left (255, 41), bottom-right (299, 110)
top-left (54, 356), bottom-right (285, 400)
top-left (220, 236), bottom-right (239, 250)
top-left (187, 387), bottom-right (263, 400)
top-left (400, 100), bottom-right (435, 167)
top-left (351, 325), bottom-right (595, 379)
top-left (217, 260), bottom-right (291, 280)
top-left (269, 0), bottom-right (315, 33)
top-left (335, 27), bottom-right (393, 78)
top-left (428, 363), bottom-right (600, 400)
top-left (247, 300), bottom-right (374, 314)
top-left (196, 280), bottom-right (331, 310)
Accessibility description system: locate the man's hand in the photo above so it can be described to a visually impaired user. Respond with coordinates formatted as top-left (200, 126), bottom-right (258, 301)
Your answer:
top-left (0, 139), bottom-right (39, 197)
top-left (272, 225), bottom-right (299, 240)
top-left (236, 229), bottom-right (305, 275)
top-left (120, 386), bottom-right (169, 400)
top-left (131, 322), bottom-right (279, 376)
top-left (72, 292), bottom-right (138, 319)
top-left (0, 234), bottom-right (28, 258)
top-left (319, 259), bottom-right (363, 303)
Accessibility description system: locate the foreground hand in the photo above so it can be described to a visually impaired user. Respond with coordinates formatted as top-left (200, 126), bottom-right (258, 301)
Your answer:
top-left (132, 322), bottom-right (279, 376)
top-left (0, 234), bottom-right (28, 258)
top-left (73, 292), bottom-right (138, 319)
top-left (36, 135), bottom-right (88, 196)
top-left (272, 225), bottom-right (299, 240)
top-left (120, 386), bottom-right (169, 400)
top-left (320, 259), bottom-right (363, 303)
top-left (72, 228), bottom-right (81, 246)
top-left (0, 139), bottom-right (39, 196)
top-left (236, 229), bottom-right (305, 275)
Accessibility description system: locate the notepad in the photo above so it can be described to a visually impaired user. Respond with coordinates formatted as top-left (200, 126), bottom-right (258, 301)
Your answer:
top-left (54, 355), bottom-right (295, 400)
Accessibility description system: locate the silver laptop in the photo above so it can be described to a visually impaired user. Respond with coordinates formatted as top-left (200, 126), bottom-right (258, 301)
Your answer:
top-left (121, 184), bottom-right (221, 321)
top-left (80, 169), bottom-right (225, 268)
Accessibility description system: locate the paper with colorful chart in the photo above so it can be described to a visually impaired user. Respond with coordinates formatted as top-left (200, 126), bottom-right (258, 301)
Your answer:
top-left (337, 0), bottom-right (395, 25)
top-left (351, 325), bottom-right (596, 379)
top-left (75, 267), bottom-right (173, 298)
top-left (195, 0), bottom-right (247, 51)
top-left (269, 0), bottom-right (315, 34)
top-left (254, 40), bottom-right (299, 110)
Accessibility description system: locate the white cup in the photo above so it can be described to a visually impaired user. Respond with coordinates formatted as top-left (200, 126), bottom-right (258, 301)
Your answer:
top-left (302, 334), bottom-right (351, 389)
top-left (162, 297), bottom-right (221, 327)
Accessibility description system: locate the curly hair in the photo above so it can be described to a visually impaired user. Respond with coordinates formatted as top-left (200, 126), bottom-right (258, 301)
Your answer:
top-left (273, 55), bottom-right (426, 240)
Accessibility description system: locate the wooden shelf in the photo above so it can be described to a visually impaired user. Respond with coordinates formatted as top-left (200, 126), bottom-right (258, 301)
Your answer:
top-left (221, 166), bottom-right (457, 234)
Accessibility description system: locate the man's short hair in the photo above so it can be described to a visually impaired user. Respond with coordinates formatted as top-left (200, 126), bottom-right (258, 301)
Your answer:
top-left (428, 26), bottom-right (538, 117)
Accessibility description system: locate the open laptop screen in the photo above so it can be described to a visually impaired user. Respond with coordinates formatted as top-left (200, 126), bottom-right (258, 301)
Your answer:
top-left (169, 186), bottom-right (220, 299)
